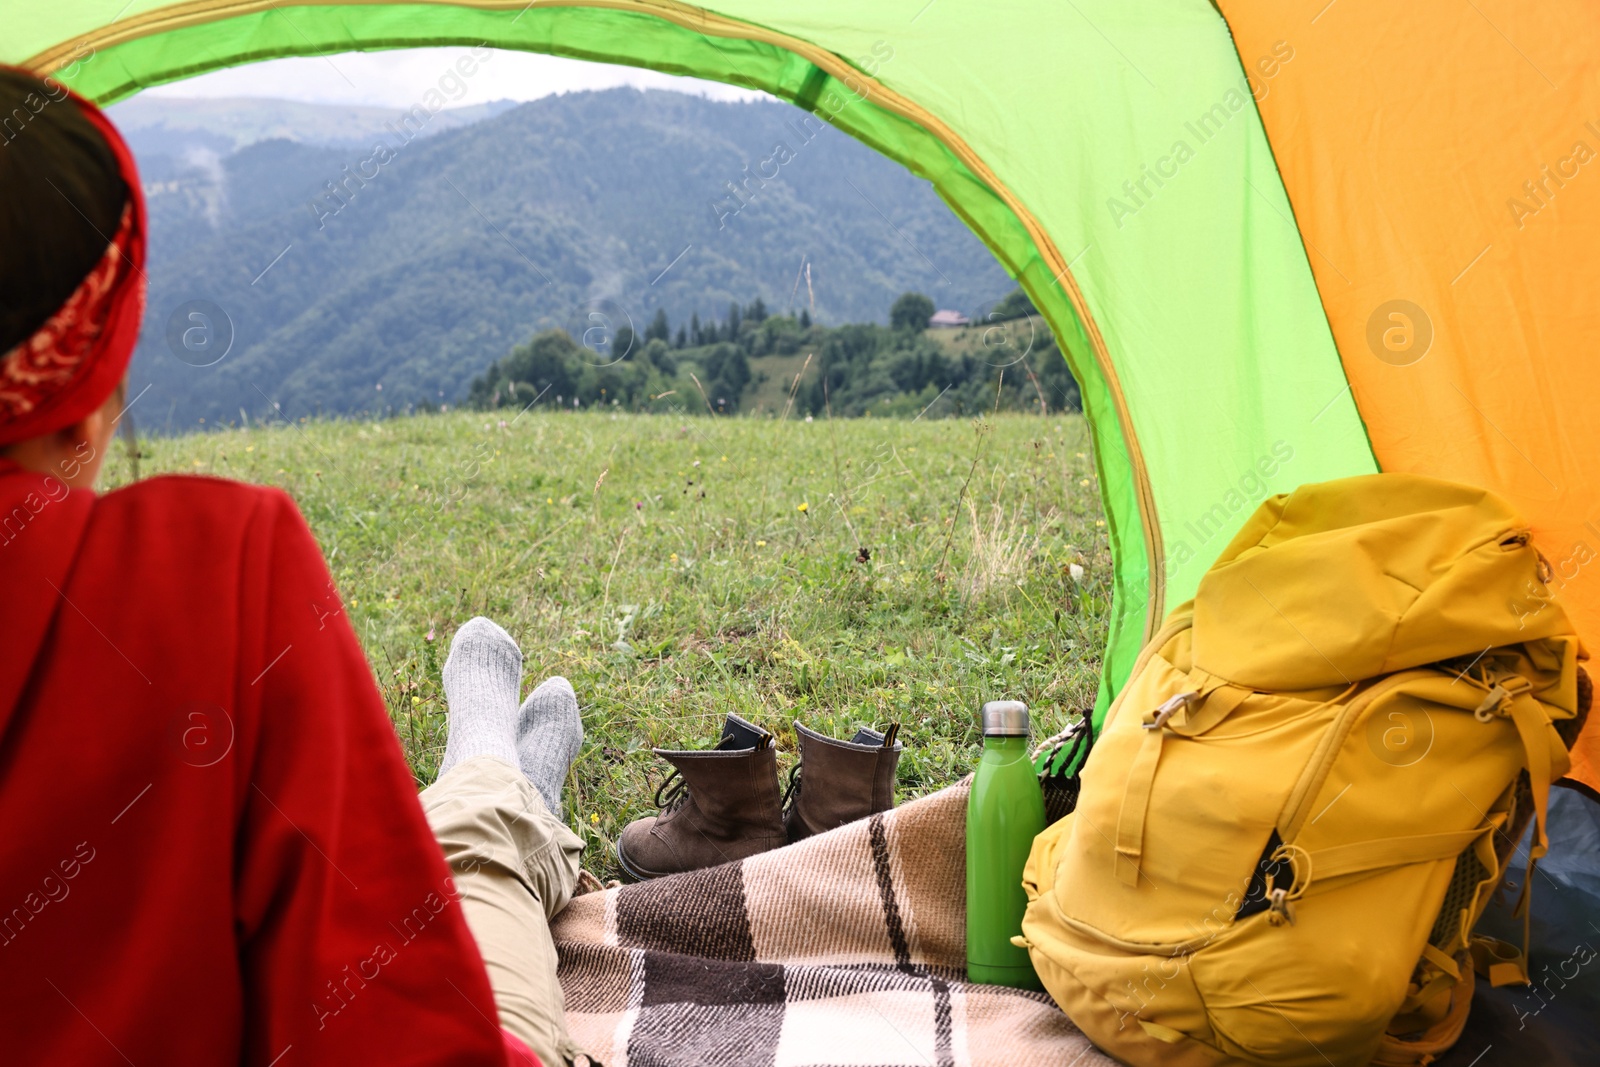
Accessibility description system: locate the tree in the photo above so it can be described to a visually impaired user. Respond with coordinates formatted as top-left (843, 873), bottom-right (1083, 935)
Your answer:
top-left (890, 291), bottom-right (935, 332)
top-left (800, 308), bottom-right (812, 329)
top-left (645, 307), bottom-right (670, 342)
top-left (747, 296), bottom-right (767, 323)
top-left (611, 325), bottom-right (636, 362)
top-left (727, 301), bottom-right (742, 339)
top-left (674, 326), bottom-right (687, 348)
top-left (987, 287), bottom-right (1037, 322)
top-left (643, 337), bottom-right (677, 376)
top-left (690, 312), bottom-right (702, 345)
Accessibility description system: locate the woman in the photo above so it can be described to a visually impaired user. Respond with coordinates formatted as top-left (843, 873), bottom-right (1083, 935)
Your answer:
top-left (0, 66), bottom-right (586, 1066)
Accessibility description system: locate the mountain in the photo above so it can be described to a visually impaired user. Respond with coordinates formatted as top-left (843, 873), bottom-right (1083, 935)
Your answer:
top-left (110, 94), bottom-right (521, 155)
top-left (115, 89), bottom-right (1017, 431)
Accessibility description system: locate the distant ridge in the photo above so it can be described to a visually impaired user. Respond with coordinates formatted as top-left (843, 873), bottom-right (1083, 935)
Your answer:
top-left (109, 94), bottom-right (521, 154)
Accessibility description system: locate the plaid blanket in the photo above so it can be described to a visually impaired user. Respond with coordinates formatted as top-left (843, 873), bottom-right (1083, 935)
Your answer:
top-left (551, 782), bottom-right (1113, 1067)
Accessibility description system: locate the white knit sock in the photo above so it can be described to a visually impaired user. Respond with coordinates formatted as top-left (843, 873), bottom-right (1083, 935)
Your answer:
top-left (439, 617), bottom-right (522, 776)
top-left (517, 676), bottom-right (584, 818)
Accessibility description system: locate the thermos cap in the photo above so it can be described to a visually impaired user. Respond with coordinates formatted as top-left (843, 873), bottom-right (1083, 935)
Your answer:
top-left (981, 700), bottom-right (1029, 737)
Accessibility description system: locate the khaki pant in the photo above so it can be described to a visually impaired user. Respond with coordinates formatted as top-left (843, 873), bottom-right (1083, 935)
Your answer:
top-left (421, 756), bottom-right (587, 1066)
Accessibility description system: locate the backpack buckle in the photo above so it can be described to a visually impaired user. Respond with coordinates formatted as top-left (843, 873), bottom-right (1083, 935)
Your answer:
top-left (1143, 691), bottom-right (1198, 731)
top-left (1472, 677), bottom-right (1532, 722)
top-left (1265, 842), bottom-right (1312, 927)
top-left (1266, 887), bottom-right (1295, 927)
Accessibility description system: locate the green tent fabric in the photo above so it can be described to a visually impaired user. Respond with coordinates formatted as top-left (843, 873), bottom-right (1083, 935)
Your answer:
top-left (6, 0), bottom-right (1378, 723)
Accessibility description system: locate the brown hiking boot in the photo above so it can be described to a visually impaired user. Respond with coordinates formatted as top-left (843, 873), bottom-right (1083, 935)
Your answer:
top-left (615, 714), bottom-right (785, 880)
top-left (783, 721), bottom-right (902, 843)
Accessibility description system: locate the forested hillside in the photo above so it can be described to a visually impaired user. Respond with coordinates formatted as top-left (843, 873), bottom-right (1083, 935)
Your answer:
top-left (117, 89), bottom-right (1018, 429)
top-left (469, 289), bottom-right (1078, 418)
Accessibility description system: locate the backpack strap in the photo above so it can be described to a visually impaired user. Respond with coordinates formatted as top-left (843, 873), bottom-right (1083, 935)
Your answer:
top-left (1480, 680), bottom-right (1571, 863)
top-left (1301, 828), bottom-right (1489, 882)
top-left (1113, 676), bottom-right (1250, 887)
top-left (1372, 950), bottom-right (1475, 1066)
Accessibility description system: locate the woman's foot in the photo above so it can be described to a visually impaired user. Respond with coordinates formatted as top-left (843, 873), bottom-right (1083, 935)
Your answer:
top-left (517, 677), bottom-right (583, 818)
top-left (438, 617), bottom-right (523, 775)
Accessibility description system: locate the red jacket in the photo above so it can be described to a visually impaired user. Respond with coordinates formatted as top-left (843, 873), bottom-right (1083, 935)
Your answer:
top-left (0, 462), bottom-right (538, 1066)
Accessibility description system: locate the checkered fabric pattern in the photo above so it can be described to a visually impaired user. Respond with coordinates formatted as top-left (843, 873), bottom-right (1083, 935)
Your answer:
top-left (551, 783), bottom-right (1112, 1067)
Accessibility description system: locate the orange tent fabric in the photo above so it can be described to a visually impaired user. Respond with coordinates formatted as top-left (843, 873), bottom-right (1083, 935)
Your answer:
top-left (1220, 0), bottom-right (1600, 794)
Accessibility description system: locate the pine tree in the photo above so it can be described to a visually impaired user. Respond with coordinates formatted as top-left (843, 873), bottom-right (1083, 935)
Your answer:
top-left (645, 307), bottom-right (670, 343)
top-left (690, 312), bottom-right (701, 345)
top-left (747, 296), bottom-right (767, 323)
top-left (800, 308), bottom-right (812, 329)
top-left (674, 326), bottom-right (687, 348)
top-left (728, 301), bottom-right (742, 339)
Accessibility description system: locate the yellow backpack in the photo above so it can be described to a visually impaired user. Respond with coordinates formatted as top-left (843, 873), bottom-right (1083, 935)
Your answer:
top-left (1020, 473), bottom-right (1586, 1067)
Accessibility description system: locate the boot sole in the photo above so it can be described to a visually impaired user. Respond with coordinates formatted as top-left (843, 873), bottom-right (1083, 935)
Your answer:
top-left (614, 838), bottom-right (675, 882)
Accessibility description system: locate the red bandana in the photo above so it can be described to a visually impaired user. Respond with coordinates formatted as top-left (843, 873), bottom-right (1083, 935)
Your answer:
top-left (0, 79), bottom-right (146, 447)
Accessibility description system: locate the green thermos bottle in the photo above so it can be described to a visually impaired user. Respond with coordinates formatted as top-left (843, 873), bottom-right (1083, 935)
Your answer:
top-left (966, 699), bottom-right (1046, 990)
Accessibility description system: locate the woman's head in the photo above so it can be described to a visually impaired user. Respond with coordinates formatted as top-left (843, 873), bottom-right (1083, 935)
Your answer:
top-left (0, 67), bottom-right (145, 488)
top-left (0, 68), bottom-right (128, 353)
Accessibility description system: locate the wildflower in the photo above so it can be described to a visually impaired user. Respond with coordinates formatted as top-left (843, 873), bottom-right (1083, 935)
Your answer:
top-left (1069, 563), bottom-right (1086, 582)
top-left (797, 502), bottom-right (809, 513)
top-left (720, 456), bottom-right (728, 462)
top-left (498, 420), bottom-right (507, 429)
top-left (1079, 478), bottom-right (1090, 486)
top-left (426, 628), bottom-right (435, 642)
top-left (590, 812), bottom-right (600, 825)
top-left (245, 445), bottom-right (255, 453)
top-left (756, 540), bottom-right (767, 547)
top-left (693, 459), bottom-right (701, 468)
top-left (1095, 520), bottom-right (1105, 527)
top-left (411, 695), bottom-right (421, 705)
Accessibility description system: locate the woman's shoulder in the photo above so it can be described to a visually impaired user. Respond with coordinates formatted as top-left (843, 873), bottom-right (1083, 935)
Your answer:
top-left (92, 474), bottom-right (309, 549)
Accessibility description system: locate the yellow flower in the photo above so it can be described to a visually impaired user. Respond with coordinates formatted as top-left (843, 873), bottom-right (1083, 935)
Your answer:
top-left (590, 812), bottom-right (600, 825)
top-left (1079, 478), bottom-right (1090, 486)
top-left (1095, 520), bottom-right (1105, 527)
top-left (547, 497), bottom-right (554, 504)
top-left (670, 553), bottom-right (679, 562)
top-left (756, 540), bottom-right (767, 547)
top-left (797, 502), bottom-right (809, 513)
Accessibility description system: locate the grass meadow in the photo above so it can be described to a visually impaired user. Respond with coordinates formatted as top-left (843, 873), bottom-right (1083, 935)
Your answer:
top-left (103, 409), bottom-right (1111, 877)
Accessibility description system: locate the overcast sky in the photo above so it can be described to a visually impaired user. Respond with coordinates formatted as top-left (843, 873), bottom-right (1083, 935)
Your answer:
top-left (144, 47), bottom-right (765, 108)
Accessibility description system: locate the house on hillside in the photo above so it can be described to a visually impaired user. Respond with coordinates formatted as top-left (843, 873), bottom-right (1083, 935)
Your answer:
top-left (929, 309), bottom-right (971, 328)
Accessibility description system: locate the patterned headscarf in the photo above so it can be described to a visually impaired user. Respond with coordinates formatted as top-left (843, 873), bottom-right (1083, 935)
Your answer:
top-left (0, 76), bottom-right (146, 446)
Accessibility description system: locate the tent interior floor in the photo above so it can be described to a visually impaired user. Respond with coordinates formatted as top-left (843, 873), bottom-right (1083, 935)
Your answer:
top-left (1439, 786), bottom-right (1600, 1066)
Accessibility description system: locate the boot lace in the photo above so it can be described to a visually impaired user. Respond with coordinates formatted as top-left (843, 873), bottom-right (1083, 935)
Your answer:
top-left (654, 732), bottom-right (742, 813)
top-left (781, 763), bottom-right (803, 814)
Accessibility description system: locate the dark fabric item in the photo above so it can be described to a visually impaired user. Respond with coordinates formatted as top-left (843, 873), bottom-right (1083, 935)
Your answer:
top-left (784, 721), bottom-right (901, 842)
top-left (1439, 873), bottom-right (1600, 1065)
top-left (0, 465), bottom-right (519, 1065)
top-left (1439, 787), bottom-right (1600, 1066)
top-left (617, 745), bottom-right (785, 878)
top-left (616, 860), bottom-right (756, 961)
top-left (720, 712), bottom-right (772, 752)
